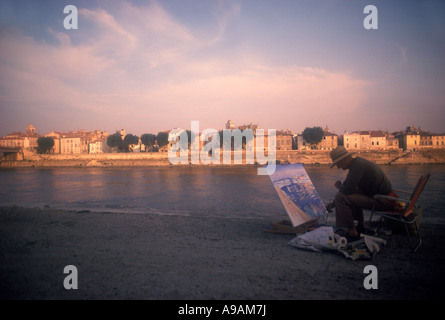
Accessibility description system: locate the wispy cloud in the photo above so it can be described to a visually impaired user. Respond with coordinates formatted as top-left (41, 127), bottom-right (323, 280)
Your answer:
top-left (0, 0), bottom-right (370, 134)
top-left (211, 0), bottom-right (241, 44)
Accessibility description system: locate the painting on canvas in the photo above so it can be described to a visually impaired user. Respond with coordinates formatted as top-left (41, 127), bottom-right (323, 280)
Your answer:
top-left (269, 164), bottom-right (328, 227)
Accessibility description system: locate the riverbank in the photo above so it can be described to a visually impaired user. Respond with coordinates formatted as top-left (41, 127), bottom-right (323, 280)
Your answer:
top-left (1, 149), bottom-right (445, 168)
top-left (1, 205), bottom-right (444, 300)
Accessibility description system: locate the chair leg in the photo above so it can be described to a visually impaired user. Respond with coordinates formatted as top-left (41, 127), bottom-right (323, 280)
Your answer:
top-left (368, 211), bottom-right (378, 229)
top-left (367, 211), bottom-right (383, 232)
top-left (405, 223), bottom-right (421, 252)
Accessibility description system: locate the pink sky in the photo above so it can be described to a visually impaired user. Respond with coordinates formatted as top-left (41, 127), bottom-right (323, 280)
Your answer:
top-left (1, 1), bottom-right (444, 136)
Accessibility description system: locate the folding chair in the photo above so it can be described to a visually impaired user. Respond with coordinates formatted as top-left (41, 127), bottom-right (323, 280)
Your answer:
top-left (368, 174), bottom-right (430, 252)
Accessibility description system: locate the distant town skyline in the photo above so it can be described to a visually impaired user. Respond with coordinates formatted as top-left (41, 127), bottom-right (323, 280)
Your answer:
top-left (1, 0), bottom-right (444, 137)
top-left (1, 121), bottom-right (441, 138)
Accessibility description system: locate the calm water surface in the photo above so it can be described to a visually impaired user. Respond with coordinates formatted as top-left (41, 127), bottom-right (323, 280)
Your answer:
top-left (0, 165), bottom-right (444, 224)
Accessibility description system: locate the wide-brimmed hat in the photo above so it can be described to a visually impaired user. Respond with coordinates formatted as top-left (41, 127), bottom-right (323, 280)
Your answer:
top-left (330, 146), bottom-right (355, 168)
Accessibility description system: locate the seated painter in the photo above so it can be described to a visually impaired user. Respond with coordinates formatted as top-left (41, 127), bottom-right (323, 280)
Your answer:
top-left (326, 146), bottom-right (395, 241)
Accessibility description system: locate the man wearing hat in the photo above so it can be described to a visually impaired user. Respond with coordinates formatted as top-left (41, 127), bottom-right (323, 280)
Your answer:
top-left (328, 146), bottom-right (394, 241)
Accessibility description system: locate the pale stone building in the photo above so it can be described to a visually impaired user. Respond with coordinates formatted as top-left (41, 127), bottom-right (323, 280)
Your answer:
top-left (358, 131), bottom-right (371, 150)
top-left (343, 130), bottom-right (396, 150)
top-left (419, 133), bottom-right (433, 148)
top-left (0, 124), bottom-right (40, 150)
top-left (45, 129), bottom-right (109, 154)
top-left (0, 132), bottom-right (29, 148)
top-left (89, 139), bottom-right (111, 153)
top-left (397, 126), bottom-right (421, 150)
top-left (432, 134), bottom-right (445, 148)
top-left (343, 132), bottom-right (361, 150)
top-left (319, 131), bottom-right (338, 150)
top-left (276, 130), bottom-right (293, 151)
top-left (60, 136), bottom-right (81, 154)
top-left (295, 134), bottom-right (306, 150)
top-left (386, 135), bottom-right (400, 149)
top-left (396, 126), bottom-right (445, 150)
top-left (370, 131), bottom-right (386, 149)
top-left (225, 120), bottom-right (235, 130)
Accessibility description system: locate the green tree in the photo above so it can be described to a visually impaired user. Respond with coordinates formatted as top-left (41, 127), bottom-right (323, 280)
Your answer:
top-left (156, 132), bottom-right (169, 150)
top-left (141, 133), bottom-right (156, 152)
top-left (37, 137), bottom-right (54, 154)
top-left (107, 133), bottom-right (124, 152)
top-left (302, 126), bottom-right (324, 149)
top-left (123, 134), bottom-right (139, 152)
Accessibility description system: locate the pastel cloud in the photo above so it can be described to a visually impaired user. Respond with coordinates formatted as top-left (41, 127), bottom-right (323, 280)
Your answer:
top-left (0, 1), bottom-right (370, 134)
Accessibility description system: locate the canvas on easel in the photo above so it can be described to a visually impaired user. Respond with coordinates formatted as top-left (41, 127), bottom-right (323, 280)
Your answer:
top-left (268, 163), bottom-right (328, 228)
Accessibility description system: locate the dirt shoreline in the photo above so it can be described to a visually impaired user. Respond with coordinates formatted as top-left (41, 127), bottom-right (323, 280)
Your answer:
top-left (1, 205), bottom-right (444, 300)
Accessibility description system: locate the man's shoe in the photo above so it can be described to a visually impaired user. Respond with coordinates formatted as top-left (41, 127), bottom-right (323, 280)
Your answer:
top-left (345, 233), bottom-right (361, 243)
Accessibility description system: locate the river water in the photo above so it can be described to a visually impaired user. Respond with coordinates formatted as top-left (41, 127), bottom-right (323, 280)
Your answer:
top-left (0, 165), bottom-right (444, 224)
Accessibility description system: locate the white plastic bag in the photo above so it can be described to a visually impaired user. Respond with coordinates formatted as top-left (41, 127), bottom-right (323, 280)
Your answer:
top-left (288, 226), bottom-right (347, 252)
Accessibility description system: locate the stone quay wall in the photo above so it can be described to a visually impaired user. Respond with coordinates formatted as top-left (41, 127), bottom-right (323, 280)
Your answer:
top-left (1, 149), bottom-right (445, 168)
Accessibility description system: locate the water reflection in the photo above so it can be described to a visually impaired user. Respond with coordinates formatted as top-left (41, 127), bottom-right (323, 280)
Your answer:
top-left (0, 165), bottom-right (443, 223)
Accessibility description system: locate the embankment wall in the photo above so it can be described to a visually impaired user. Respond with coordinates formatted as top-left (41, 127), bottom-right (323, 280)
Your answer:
top-left (1, 149), bottom-right (445, 168)
top-left (276, 149), bottom-right (445, 165)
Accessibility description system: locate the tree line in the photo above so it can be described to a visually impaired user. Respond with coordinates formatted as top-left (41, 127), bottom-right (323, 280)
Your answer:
top-left (107, 132), bottom-right (170, 152)
top-left (108, 130), bottom-right (256, 152)
top-left (34, 126), bottom-right (325, 154)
